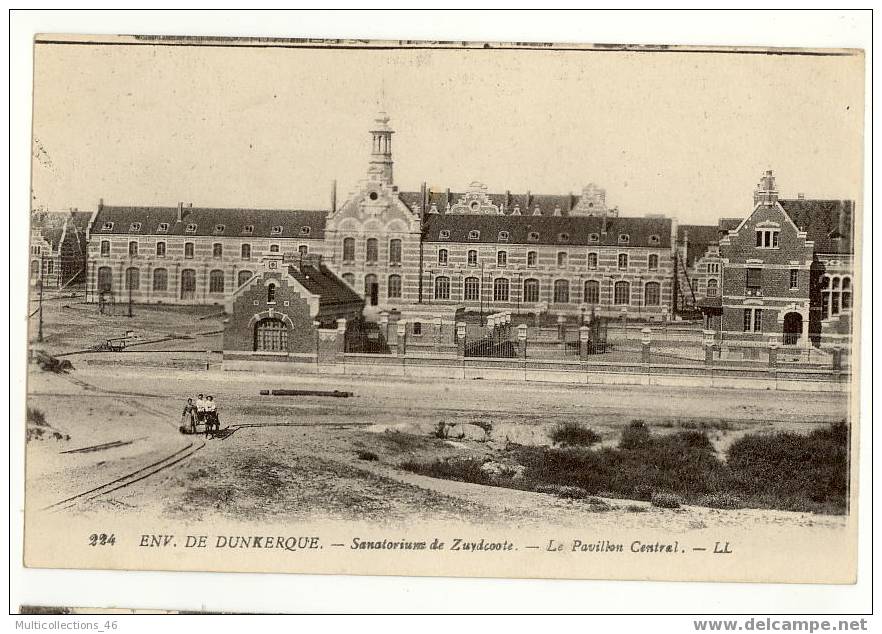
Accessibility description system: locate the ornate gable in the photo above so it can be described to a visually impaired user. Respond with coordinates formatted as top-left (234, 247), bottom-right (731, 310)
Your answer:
top-left (448, 183), bottom-right (500, 215)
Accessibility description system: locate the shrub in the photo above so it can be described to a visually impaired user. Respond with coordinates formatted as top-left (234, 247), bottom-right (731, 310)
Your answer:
top-left (619, 419), bottom-right (651, 450)
top-left (698, 492), bottom-right (743, 510)
top-left (651, 492), bottom-right (682, 509)
top-left (400, 457), bottom-right (490, 485)
top-left (550, 422), bottom-right (601, 447)
top-left (27, 408), bottom-right (47, 427)
top-left (470, 420), bottom-right (493, 434)
top-left (625, 504), bottom-right (649, 513)
top-left (432, 421), bottom-right (447, 439)
top-left (726, 421), bottom-right (849, 513)
top-left (535, 484), bottom-right (588, 499)
top-left (356, 450), bottom-right (379, 462)
top-left (632, 483), bottom-right (654, 501)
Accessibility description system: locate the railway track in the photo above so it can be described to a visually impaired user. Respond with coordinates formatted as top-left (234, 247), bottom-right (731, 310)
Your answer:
top-left (41, 372), bottom-right (205, 511)
top-left (43, 440), bottom-right (206, 512)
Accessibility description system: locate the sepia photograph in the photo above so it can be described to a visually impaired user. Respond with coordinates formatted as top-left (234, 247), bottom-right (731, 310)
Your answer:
top-left (11, 11), bottom-right (870, 616)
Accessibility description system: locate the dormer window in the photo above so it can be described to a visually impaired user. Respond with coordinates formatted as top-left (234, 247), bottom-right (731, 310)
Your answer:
top-left (129, 222), bottom-right (142, 232)
top-left (528, 231), bottom-right (540, 242)
top-left (157, 223), bottom-right (169, 233)
top-left (271, 225), bottom-right (283, 235)
top-left (185, 223), bottom-right (197, 233)
top-left (101, 221), bottom-right (114, 231)
top-left (588, 233), bottom-right (599, 242)
top-left (558, 232), bottom-right (570, 243)
top-left (498, 231), bottom-right (510, 242)
top-left (242, 225), bottom-right (254, 235)
top-left (649, 234), bottom-right (660, 245)
top-left (214, 224), bottom-right (225, 234)
top-left (439, 230), bottom-right (451, 240)
top-left (299, 226), bottom-right (311, 236)
top-left (468, 230), bottom-right (480, 240)
top-left (618, 234), bottom-right (630, 244)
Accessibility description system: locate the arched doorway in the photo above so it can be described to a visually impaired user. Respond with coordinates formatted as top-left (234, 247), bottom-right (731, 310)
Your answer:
top-left (253, 317), bottom-right (289, 352)
top-left (783, 312), bottom-right (803, 346)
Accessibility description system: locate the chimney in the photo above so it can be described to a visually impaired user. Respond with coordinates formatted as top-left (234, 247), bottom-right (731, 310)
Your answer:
top-left (526, 190), bottom-right (532, 209)
top-left (331, 180), bottom-right (337, 213)
top-left (505, 190), bottom-right (511, 210)
top-left (420, 182), bottom-right (427, 216)
top-left (445, 188), bottom-right (451, 208)
top-left (98, 198), bottom-right (104, 212)
top-left (177, 202), bottom-right (184, 223)
top-left (569, 192), bottom-right (576, 212)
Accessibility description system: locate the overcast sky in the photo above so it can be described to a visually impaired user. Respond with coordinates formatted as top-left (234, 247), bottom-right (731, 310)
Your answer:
top-left (31, 41), bottom-right (864, 225)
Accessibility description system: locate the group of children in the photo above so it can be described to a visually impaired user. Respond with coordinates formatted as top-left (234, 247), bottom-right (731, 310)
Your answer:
top-left (181, 393), bottom-right (220, 435)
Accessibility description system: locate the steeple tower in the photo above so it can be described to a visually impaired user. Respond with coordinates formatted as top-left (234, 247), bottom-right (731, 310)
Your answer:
top-left (753, 169), bottom-right (779, 206)
top-left (367, 112), bottom-right (394, 186)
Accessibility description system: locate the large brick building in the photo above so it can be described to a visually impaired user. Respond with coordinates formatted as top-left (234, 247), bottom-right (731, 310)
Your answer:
top-left (29, 209), bottom-right (91, 289)
top-left (709, 171), bottom-right (854, 349)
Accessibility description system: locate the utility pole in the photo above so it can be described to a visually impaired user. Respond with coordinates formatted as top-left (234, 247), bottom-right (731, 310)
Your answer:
top-left (127, 258), bottom-right (133, 318)
top-left (37, 254), bottom-right (44, 342)
top-left (479, 260), bottom-right (485, 327)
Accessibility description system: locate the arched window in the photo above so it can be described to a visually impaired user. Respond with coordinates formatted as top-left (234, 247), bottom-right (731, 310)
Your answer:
top-left (180, 269), bottom-right (196, 300)
top-left (254, 318), bottom-right (288, 352)
top-left (366, 238), bottom-right (378, 263)
top-left (464, 276), bottom-right (480, 301)
top-left (156, 241), bottom-right (166, 257)
top-left (706, 278), bottom-right (719, 297)
top-left (267, 282), bottom-right (276, 303)
top-left (152, 268), bottom-right (168, 292)
top-left (497, 251), bottom-right (507, 267)
top-left (557, 252), bottom-right (568, 267)
top-left (269, 244), bottom-right (280, 254)
top-left (213, 243), bottom-right (223, 258)
top-left (434, 276), bottom-right (450, 300)
top-left (467, 250), bottom-right (478, 266)
top-left (527, 251), bottom-right (537, 267)
top-left (128, 241), bottom-right (138, 257)
top-left (124, 267), bottom-right (140, 291)
top-left (342, 273), bottom-right (355, 287)
top-left (644, 282), bottom-right (661, 306)
top-left (97, 266), bottom-right (113, 292)
top-left (237, 270), bottom-right (252, 288)
top-left (241, 243), bottom-right (251, 260)
top-left (493, 277), bottom-right (509, 302)
top-left (100, 240), bottom-right (110, 257)
top-left (389, 239), bottom-right (402, 264)
top-left (30, 260), bottom-right (39, 278)
top-left (587, 253), bottom-right (598, 270)
top-left (387, 274), bottom-right (402, 299)
top-left (553, 279), bottom-right (570, 303)
top-left (47, 260), bottom-right (54, 274)
top-left (614, 281), bottom-right (631, 305)
top-left (523, 278), bottom-right (540, 303)
top-left (648, 254), bottom-right (659, 270)
top-left (209, 270), bottom-right (225, 294)
top-left (842, 277), bottom-right (852, 311)
top-left (618, 253), bottom-right (628, 270)
top-left (184, 242), bottom-right (194, 259)
top-left (584, 280), bottom-right (600, 304)
top-left (438, 248), bottom-right (448, 266)
top-left (343, 237), bottom-right (355, 262)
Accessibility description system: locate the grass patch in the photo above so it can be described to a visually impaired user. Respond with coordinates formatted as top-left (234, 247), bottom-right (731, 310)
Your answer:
top-left (549, 422), bottom-right (601, 447)
top-left (356, 450), bottom-right (379, 462)
top-left (399, 420), bottom-right (850, 515)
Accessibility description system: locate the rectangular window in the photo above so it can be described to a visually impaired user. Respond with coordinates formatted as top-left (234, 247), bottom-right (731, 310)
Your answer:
top-left (527, 251), bottom-right (537, 267)
top-left (743, 308), bottom-right (763, 332)
top-left (756, 229), bottom-right (780, 248)
top-left (497, 251), bottom-right (507, 267)
top-left (184, 242), bottom-right (194, 259)
top-left (743, 309), bottom-right (752, 332)
top-left (790, 269), bottom-right (799, 289)
top-left (128, 241), bottom-right (138, 257)
top-left (746, 268), bottom-right (762, 295)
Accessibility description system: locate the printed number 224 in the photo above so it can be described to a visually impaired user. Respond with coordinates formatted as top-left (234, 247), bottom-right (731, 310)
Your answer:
top-left (88, 533), bottom-right (116, 546)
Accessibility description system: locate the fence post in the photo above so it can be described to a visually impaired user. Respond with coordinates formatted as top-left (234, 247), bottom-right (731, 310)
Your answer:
top-left (379, 311), bottom-right (389, 345)
top-left (456, 322), bottom-right (466, 357)
top-left (434, 316), bottom-right (443, 352)
top-left (336, 318), bottom-right (347, 362)
top-left (641, 327), bottom-right (652, 364)
top-left (557, 314), bottom-right (566, 342)
top-left (768, 337), bottom-right (778, 369)
top-left (703, 329), bottom-right (715, 366)
top-left (517, 323), bottom-right (528, 359)
top-left (831, 347), bottom-right (842, 371)
top-left (397, 320), bottom-right (407, 358)
top-left (579, 325), bottom-right (590, 361)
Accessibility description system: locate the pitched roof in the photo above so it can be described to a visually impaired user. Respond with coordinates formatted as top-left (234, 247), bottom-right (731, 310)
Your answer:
top-left (676, 224), bottom-right (721, 267)
top-left (779, 199), bottom-right (854, 255)
top-left (422, 213), bottom-right (671, 248)
top-left (92, 205), bottom-right (327, 239)
top-left (286, 261), bottom-right (363, 317)
top-left (400, 191), bottom-right (583, 217)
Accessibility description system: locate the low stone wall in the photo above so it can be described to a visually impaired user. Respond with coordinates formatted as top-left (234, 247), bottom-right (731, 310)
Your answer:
top-left (221, 352), bottom-right (850, 392)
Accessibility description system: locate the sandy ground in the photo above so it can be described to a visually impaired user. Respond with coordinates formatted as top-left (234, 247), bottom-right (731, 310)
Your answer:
top-left (24, 361), bottom-right (849, 531)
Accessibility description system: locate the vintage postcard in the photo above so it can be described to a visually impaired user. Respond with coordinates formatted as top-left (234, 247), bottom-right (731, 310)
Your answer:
top-left (22, 34), bottom-right (864, 584)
